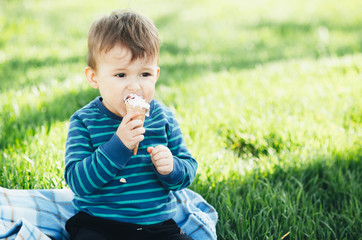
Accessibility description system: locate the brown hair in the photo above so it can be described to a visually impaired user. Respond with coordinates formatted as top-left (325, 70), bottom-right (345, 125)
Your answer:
top-left (87, 10), bottom-right (160, 70)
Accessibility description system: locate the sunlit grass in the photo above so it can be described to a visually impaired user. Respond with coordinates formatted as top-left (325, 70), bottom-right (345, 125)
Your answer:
top-left (157, 55), bottom-right (361, 180)
top-left (0, 0), bottom-right (361, 239)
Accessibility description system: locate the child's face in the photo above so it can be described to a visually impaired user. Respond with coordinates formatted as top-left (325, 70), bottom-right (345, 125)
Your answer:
top-left (86, 44), bottom-right (160, 117)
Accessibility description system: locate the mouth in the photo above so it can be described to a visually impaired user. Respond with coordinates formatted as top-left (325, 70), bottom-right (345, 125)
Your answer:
top-left (123, 93), bottom-right (143, 102)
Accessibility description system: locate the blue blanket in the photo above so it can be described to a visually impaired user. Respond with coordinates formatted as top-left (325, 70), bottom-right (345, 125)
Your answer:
top-left (0, 187), bottom-right (217, 240)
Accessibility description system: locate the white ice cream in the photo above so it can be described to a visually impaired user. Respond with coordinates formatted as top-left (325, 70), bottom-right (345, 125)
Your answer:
top-left (124, 94), bottom-right (150, 116)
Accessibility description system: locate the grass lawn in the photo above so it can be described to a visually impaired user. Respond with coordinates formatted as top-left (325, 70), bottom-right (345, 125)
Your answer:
top-left (1, 0), bottom-right (361, 239)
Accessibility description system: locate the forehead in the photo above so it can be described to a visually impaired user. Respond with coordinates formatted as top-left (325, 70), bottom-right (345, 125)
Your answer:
top-left (99, 44), bottom-right (157, 65)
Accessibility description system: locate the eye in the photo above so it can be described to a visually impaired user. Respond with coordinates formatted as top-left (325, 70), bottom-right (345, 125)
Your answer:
top-left (141, 72), bottom-right (151, 77)
top-left (115, 73), bottom-right (126, 78)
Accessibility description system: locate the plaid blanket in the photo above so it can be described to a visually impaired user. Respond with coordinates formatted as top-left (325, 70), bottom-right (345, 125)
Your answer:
top-left (0, 187), bottom-right (217, 240)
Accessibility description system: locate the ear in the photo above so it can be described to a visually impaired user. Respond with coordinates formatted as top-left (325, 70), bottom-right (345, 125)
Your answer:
top-left (85, 66), bottom-right (99, 89)
top-left (155, 67), bottom-right (160, 83)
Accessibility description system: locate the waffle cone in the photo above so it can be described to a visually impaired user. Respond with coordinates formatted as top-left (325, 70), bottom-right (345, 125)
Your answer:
top-left (125, 103), bottom-right (147, 155)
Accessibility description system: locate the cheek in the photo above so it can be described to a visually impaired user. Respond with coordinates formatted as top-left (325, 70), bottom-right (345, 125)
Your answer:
top-left (100, 81), bottom-right (126, 101)
top-left (143, 83), bottom-right (156, 101)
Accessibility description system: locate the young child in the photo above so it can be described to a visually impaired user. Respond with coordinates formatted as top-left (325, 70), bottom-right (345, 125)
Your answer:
top-left (64, 10), bottom-right (198, 240)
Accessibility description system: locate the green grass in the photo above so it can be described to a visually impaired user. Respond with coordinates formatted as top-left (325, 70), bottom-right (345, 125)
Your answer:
top-left (1, 0), bottom-right (361, 239)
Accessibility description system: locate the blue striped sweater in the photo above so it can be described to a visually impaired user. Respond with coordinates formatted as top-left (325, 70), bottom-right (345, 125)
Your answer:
top-left (64, 97), bottom-right (198, 225)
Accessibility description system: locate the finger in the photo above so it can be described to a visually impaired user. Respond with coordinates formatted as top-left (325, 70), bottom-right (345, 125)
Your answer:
top-left (126, 119), bottom-right (144, 130)
top-left (151, 145), bottom-right (166, 155)
top-left (150, 149), bottom-right (163, 160)
top-left (126, 133), bottom-right (144, 149)
top-left (132, 134), bottom-right (144, 144)
top-left (152, 150), bottom-right (167, 161)
top-left (154, 158), bottom-right (171, 168)
top-left (122, 111), bottom-right (141, 124)
top-left (155, 164), bottom-right (171, 171)
top-left (129, 124), bottom-right (145, 135)
top-left (147, 147), bottom-right (154, 154)
top-left (129, 128), bottom-right (145, 142)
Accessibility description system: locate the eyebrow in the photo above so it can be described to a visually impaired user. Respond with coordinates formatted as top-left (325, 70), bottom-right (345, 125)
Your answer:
top-left (111, 66), bottom-right (156, 72)
top-left (112, 68), bottom-right (127, 72)
top-left (141, 66), bottom-right (155, 71)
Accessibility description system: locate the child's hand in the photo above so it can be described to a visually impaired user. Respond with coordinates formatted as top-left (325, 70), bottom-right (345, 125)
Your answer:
top-left (147, 146), bottom-right (174, 175)
top-left (116, 111), bottom-right (145, 151)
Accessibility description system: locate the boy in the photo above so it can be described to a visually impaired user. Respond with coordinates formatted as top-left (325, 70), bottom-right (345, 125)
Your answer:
top-left (64, 10), bottom-right (197, 240)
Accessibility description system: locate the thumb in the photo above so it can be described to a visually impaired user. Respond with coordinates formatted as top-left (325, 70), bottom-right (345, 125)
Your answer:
top-left (147, 147), bottom-right (154, 154)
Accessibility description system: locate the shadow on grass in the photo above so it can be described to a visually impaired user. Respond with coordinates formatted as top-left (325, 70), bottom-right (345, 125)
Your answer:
top-left (157, 16), bottom-right (361, 86)
top-left (0, 87), bottom-right (98, 149)
top-left (0, 55), bottom-right (85, 92)
top-left (191, 151), bottom-right (361, 240)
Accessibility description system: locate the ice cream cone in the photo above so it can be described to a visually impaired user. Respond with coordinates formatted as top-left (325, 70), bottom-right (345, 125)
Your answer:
top-left (124, 94), bottom-right (150, 155)
top-left (125, 104), bottom-right (147, 155)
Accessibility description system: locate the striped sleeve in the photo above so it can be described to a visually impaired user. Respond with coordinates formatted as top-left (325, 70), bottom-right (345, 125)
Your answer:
top-left (156, 112), bottom-right (198, 191)
top-left (64, 114), bottom-right (133, 196)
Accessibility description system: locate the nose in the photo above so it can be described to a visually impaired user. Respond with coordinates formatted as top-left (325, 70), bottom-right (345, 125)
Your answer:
top-left (127, 77), bottom-right (141, 91)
